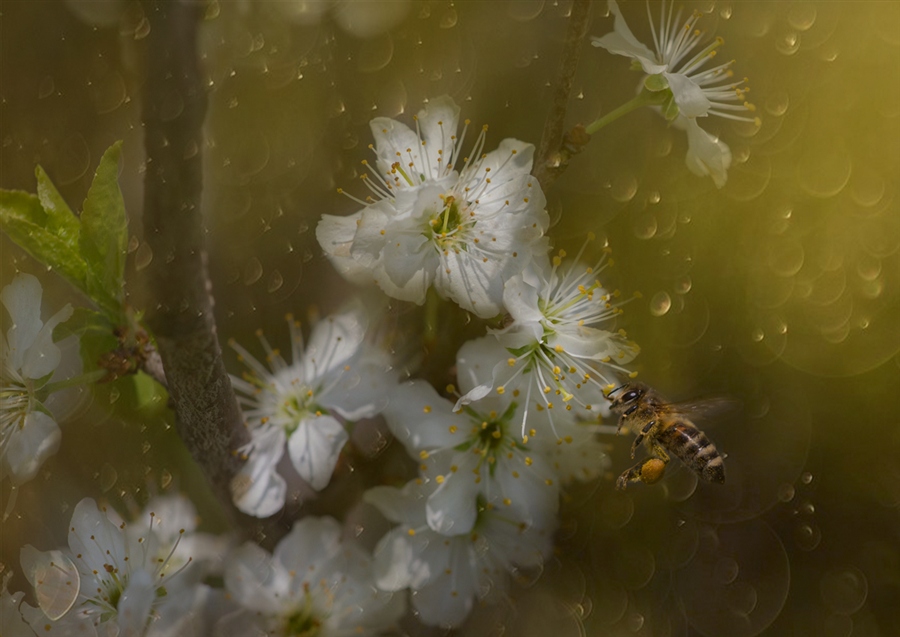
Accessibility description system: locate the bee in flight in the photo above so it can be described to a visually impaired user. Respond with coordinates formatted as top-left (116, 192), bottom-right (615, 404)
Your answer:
top-left (606, 382), bottom-right (730, 490)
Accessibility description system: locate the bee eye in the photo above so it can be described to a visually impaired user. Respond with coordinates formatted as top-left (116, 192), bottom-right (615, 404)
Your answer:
top-left (623, 390), bottom-right (640, 402)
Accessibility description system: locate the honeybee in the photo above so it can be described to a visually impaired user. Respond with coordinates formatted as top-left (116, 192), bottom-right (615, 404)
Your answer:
top-left (607, 382), bottom-right (730, 490)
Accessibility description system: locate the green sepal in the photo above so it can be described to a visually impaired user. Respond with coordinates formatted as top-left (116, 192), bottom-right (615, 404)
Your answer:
top-left (643, 73), bottom-right (670, 92)
top-left (35, 165), bottom-right (80, 247)
top-left (79, 141), bottom-right (128, 320)
top-left (0, 190), bottom-right (89, 290)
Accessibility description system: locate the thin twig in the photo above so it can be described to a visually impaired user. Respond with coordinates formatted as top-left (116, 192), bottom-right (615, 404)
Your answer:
top-left (140, 0), bottom-right (249, 519)
top-left (533, 0), bottom-right (594, 190)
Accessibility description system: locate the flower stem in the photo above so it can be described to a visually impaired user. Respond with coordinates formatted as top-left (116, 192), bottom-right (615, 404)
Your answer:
top-left (584, 88), bottom-right (668, 135)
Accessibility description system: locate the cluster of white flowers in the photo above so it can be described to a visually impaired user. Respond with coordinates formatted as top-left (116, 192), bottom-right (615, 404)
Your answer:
top-left (1, 273), bottom-right (74, 487)
top-left (8, 495), bottom-right (403, 637)
top-left (592, 0), bottom-right (759, 187)
top-left (308, 96), bottom-right (638, 627)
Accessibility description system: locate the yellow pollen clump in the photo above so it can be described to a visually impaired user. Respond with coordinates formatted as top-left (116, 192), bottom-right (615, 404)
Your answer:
top-left (408, 528), bottom-right (416, 536)
top-left (525, 457), bottom-right (533, 466)
top-left (449, 425), bottom-right (458, 434)
top-left (503, 498), bottom-right (512, 506)
top-left (423, 405), bottom-right (432, 414)
top-left (435, 475), bottom-right (445, 484)
top-left (554, 345), bottom-right (565, 353)
top-left (553, 366), bottom-right (562, 375)
top-left (497, 386), bottom-right (506, 395)
top-left (419, 450), bottom-right (430, 460)
top-left (629, 371), bottom-right (639, 379)
top-left (512, 471), bottom-right (520, 478)
top-left (545, 479), bottom-right (554, 486)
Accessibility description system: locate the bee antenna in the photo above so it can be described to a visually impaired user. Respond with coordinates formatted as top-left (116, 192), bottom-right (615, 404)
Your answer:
top-left (607, 383), bottom-right (628, 398)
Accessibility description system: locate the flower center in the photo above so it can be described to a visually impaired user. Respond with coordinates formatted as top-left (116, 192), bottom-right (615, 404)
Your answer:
top-left (283, 612), bottom-right (321, 637)
top-left (278, 389), bottom-right (325, 432)
top-left (427, 195), bottom-right (470, 248)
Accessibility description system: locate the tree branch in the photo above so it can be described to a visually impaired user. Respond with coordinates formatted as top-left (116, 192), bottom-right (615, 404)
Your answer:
top-left (533, 0), bottom-right (593, 190)
top-left (140, 0), bottom-right (249, 516)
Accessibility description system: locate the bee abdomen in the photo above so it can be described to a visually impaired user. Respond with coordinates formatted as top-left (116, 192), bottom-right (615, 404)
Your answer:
top-left (660, 423), bottom-right (725, 484)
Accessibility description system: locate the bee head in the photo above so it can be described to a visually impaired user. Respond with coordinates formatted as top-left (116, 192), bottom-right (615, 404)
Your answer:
top-left (606, 382), bottom-right (647, 413)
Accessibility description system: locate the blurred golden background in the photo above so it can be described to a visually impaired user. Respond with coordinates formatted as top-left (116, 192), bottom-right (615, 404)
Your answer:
top-left (1, 1), bottom-right (898, 635)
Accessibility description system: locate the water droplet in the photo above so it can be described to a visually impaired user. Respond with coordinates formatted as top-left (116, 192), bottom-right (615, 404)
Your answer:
top-left (794, 523), bottom-right (822, 551)
top-left (99, 463), bottom-right (118, 492)
top-left (243, 257), bottom-right (263, 285)
top-left (108, 387), bottom-right (121, 404)
top-left (38, 76), bottom-right (55, 99)
top-left (787, 3), bottom-right (817, 30)
top-left (767, 239), bottom-right (804, 277)
top-left (161, 469), bottom-right (173, 489)
top-left (765, 90), bottom-right (790, 117)
top-left (775, 483), bottom-right (795, 502)
top-left (820, 567), bottom-right (868, 614)
top-left (714, 557), bottom-right (739, 584)
top-left (625, 612), bottom-right (644, 632)
top-left (799, 500), bottom-right (815, 515)
top-left (600, 493), bottom-right (634, 529)
top-left (610, 173), bottom-right (638, 203)
top-left (674, 275), bottom-right (692, 295)
top-left (267, 270), bottom-right (284, 293)
top-left (357, 34), bottom-right (394, 73)
top-left (719, 5), bottom-right (732, 19)
top-left (508, 0), bottom-right (544, 21)
top-left (633, 211), bottom-right (657, 239)
top-left (725, 582), bottom-right (758, 616)
top-left (856, 255), bottom-right (882, 281)
top-left (134, 16), bottom-right (151, 40)
top-left (650, 291), bottom-right (672, 317)
top-left (134, 242), bottom-right (153, 271)
top-left (751, 327), bottom-right (765, 342)
top-left (56, 133), bottom-right (91, 185)
top-left (776, 30), bottom-right (801, 55)
top-left (20, 548), bottom-right (80, 620)
top-left (440, 7), bottom-right (458, 28)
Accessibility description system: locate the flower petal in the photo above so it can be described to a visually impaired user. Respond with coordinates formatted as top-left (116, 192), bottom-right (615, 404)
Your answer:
top-left (0, 274), bottom-right (45, 374)
top-left (315, 212), bottom-right (374, 285)
top-left (230, 426), bottom-right (287, 518)
top-left (20, 303), bottom-right (73, 380)
top-left (382, 381), bottom-right (462, 453)
top-left (666, 72), bottom-right (712, 118)
top-left (678, 116), bottom-right (732, 188)
top-left (300, 305), bottom-right (367, 381)
top-left (591, 0), bottom-right (666, 75)
top-left (273, 516), bottom-right (343, 576)
top-left (287, 415), bottom-right (349, 490)
top-left (118, 569), bottom-right (155, 637)
top-left (4, 410), bottom-right (61, 485)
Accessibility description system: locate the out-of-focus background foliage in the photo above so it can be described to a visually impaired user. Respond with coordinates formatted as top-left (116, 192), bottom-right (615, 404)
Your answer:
top-left (2, 1), bottom-right (898, 635)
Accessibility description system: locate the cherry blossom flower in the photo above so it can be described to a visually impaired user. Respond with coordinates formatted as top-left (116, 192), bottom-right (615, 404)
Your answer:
top-left (456, 240), bottom-right (639, 437)
top-left (591, 0), bottom-right (758, 187)
top-left (365, 477), bottom-right (555, 629)
top-left (216, 516), bottom-right (404, 637)
top-left (317, 95), bottom-right (550, 318)
top-left (1, 573), bottom-right (36, 637)
top-left (19, 498), bottom-right (208, 636)
top-left (228, 304), bottom-right (396, 517)
top-left (383, 379), bottom-right (559, 536)
top-left (1, 273), bottom-right (73, 486)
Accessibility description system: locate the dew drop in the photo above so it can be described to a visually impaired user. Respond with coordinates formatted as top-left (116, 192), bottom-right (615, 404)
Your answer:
top-left (141, 441), bottom-right (152, 454)
top-left (99, 463), bottom-right (118, 493)
top-left (787, 3), bottom-right (817, 30)
top-left (134, 242), bottom-right (153, 271)
top-left (777, 483), bottom-right (795, 502)
top-left (776, 31), bottom-right (801, 55)
top-left (267, 269), bottom-right (284, 293)
top-left (714, 557), bottom-right (739, 585)
top-left (108, 387), bottom-right (121, 404)
top-left (633, 211), bottom-right (657, 239)
top-left (794, 523), bottom-right (822, 551)
top-left (243, 257), bottom-right (263, 285)
top-left (650, 291), bottom-right (672, 317)
top-left (610, 173), bottom-right (638, 203)
top-left (820, 567), bottom-right (868, 614)
top-left (439, 7), bottom-right (458, 28)
top-left (673, 275), bottom-right (692, 295)
top-left (161, 469), bottom-right (173, 489)
top-left (751, 327), bottom-right (765, 343)
top-left (39, 76), bottom-right (55, 99)
top-left (625, 612), bottom-right (644, 632)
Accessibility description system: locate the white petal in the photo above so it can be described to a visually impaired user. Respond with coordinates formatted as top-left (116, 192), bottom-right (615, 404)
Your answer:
top-left (550, 327), bottom-right (638, 362)
top-left (230, 427), bottom-right (286, 518)
top-left (273, 516), bottom-right (342, 575)
top-left (4, 411), bottom-right (61, 485)
top-left (590, 0), bottom-right (666, 75)
top-left (364, 480), bottom-right (432, 526)
top-left (382, 381), bottom-right (461, 454)
top-left (371, 528), bottom-right (422, 591)
top-left (666, 72), bottom-right (712, 118)
top-left (502, 275), bottom-right (544, 326)
top-left (409, 542), bottom-right (478, 628)
top-left (315, 212), bottom-right (374, 285)
top-left (118, 570), bottom-right (155, 637)
top-left (679, 116), bottom-right (732, 188)
top-left (67, 499), bottom-right (126, 579)
top-left (224, 543), bottom-right (288, 615)
top-left (20, 302), bottom-right (73, 380)
top-left (1, 274), bottom-right (44, 373)
top-left (425, 471), bottom-right (480, 535)
top-left (455, 336), bottom-right (513, 396)
top-left (300, 305), bottom-right (367, 381)
top-left (324, 348), bottom-right (396, 421)
top-left (287, 415), bottom-right (349, 491)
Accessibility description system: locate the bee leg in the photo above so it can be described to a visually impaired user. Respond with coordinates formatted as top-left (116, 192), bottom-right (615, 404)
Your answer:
top-left (616, 457), bottom-right (669, 490)
top-left (616, 463), bottom-right (644, 490)
top-left (649, 439), bottom-right (670, 463)
top-left (630, 434), bottom-right (644, 459)
top-left (616, 415), bottom-right (627, 435)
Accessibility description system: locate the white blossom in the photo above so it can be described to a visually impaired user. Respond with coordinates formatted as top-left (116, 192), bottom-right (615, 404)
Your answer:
top-left (317, 95), bottom-right (550, 318)
top-left (365, 477), bottom-right (555, 629)
top-left (228, 304), bottom-right (396, 517)
top-left (19, 498), bottom-right (207, 636)
top-left (383, 379), bottom-right (559, 536)
top-left (1, 273), bottom-right (73, 485)
top-left (592, 0), bottom-right (758, 187)
top-left (456, 240), bottom-right (639, 438)
top-left (216, 516), bottom-right (404, 637)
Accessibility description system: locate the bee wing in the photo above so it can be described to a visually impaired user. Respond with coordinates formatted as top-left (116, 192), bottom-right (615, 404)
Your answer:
top-left (667, 396), bottom-right (742, 424)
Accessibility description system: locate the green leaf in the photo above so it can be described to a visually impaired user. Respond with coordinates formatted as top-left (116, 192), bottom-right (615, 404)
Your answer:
top-left (53, 307), bottom-right (113, 342)
top-left (80, 141), bottom-right (128, 315)
top-left (0, 190), bottom-right (89, 290)
top-left (35, 165), bottom-right (80, 248)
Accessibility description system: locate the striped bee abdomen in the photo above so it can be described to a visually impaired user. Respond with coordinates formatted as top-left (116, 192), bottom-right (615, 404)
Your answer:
top-left (659, 421), bottom-right (725, 484)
